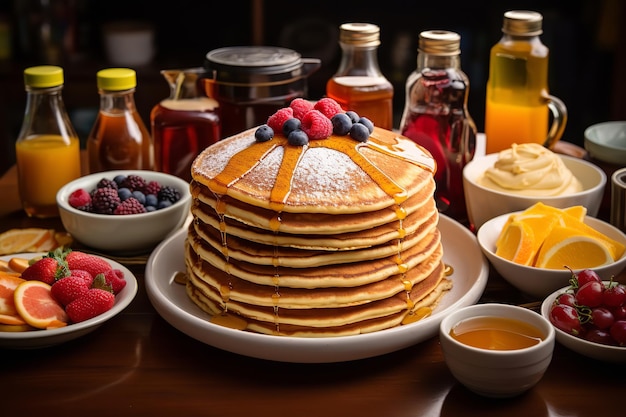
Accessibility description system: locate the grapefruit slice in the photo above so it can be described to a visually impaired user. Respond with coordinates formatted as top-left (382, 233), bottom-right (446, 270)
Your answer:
top-left (13, 280), bottom-right (68, 329)
top-left (0, 272), bottom-right (26, 316)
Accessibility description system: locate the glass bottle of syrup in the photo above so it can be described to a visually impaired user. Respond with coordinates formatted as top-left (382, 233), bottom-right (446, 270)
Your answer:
top-left (399, 30), bottom-right (476, 225)
top-left (87, 68), bottom-right (154, 173)
top-left (484, 10), bottom-right (567, 154)
top-left (15, 65), bottom-right (81, 218)
top-left (151, 67), bottom-right (221, 182)
top-left (326, 23), bottom-right (394, 130)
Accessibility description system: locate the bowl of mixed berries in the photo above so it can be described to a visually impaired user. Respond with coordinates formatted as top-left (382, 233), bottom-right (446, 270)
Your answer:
top-left (56, 170), bottom-right (191, 254)
top-left (541, 267), bottom-right (626, 363)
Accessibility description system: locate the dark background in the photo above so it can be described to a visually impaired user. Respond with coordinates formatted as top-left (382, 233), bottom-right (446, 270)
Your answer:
top-left (1, 0), bottom-right (624, 174)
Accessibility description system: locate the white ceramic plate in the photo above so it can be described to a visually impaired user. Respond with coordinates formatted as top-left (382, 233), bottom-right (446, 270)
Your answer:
top-left (541, 283), bottom-right (626, 363)
top-left (145, 214), bottom-right (489, 363)
top-left (0, 253), bottom-right (138, 349)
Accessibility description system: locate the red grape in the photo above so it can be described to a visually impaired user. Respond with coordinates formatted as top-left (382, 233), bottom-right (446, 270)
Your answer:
top-left (575, 269), bottom-right (602, 287)
top-left (585, 328), bottom-right (616, 345)
top-left (557, 293), bottom-right (577, 307)
top-left (609, 320), bottom-right (626, 346)
top-left (550, 304), bottom-right (583, 336)
top-left (575, 281), bottom-right (604, 307)
top-left (612, 305), bottom-right (626, 320)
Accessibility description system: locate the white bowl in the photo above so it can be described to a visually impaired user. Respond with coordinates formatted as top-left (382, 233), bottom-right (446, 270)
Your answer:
top-left (439, 303), bottom-right (555, 398)
top-left (584, 121), bottom-right (626, 166)
top-left (0, 252), bottom-right (138, 349)
top-left (463, 153), bottom-right (606, 230)
top-left (477, 212), bottom-right (626, 299)
top-left (57, 170), bottom-right (191, 254)
top-left (541, 284), bottom-right (626, 363)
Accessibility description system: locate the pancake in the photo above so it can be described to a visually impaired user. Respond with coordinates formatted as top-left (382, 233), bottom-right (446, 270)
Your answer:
top-left (184, 103), bottom-right (452, 337)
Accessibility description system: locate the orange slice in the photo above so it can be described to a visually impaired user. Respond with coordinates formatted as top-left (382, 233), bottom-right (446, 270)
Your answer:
top-left (0, 228), bottom-right (56, 255)
top-left (7, 257), bottom-right (31, 274)
top-left (0, 312), bottom-right (26, 325)
top-left (559, 215), bottom-right (625, 260)
top-left (0, 323), bottom-right (35, 332)
top-left (13, 280), bottom-right (68, 329)
top-left (0, 272), bottom-right (26, 316)
top-left (535, 226), bottom-right (614, 270)
top-left (495, 220), bottom-right (536, 266)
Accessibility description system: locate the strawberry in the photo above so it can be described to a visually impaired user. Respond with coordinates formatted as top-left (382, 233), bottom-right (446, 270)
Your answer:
top-left (65, 288), bottom-right (115, 323)
top-left (69, 269), bottom-right (94, 287)
top-left (65, 251), bottom-right (112, 277)
top-left (101, 269), bottom-right (126, 294)
top-left (51, 276), bottom-right (90, 307)
top-left (21, 257), bottom-right (68, 285)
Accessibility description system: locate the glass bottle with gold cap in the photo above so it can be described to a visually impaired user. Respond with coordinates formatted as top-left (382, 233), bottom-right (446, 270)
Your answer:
top-left (399, 30), bottom-right (477, 225)
top-left (484, 10), bottom-right (567, 154)
top-left (326, 22), bottom-right (394, 129)
top-left (16, 65), bottom-right (81, 218)
top-left (87, 68), bottom-right (154, 172)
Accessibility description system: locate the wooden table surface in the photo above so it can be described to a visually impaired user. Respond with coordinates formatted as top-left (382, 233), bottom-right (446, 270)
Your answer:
top-left (1, 163), bottom-right (625, 417)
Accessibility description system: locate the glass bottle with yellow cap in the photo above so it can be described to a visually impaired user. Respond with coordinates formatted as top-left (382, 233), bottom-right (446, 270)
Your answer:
top-left (87, 68), bottom-right (154, 172)
top-left (484, 10), bottom-right (567, 154)
top-left (326, 23), bottom-right (394, 129)
top-left (16, 65), bottom-right (81, 218)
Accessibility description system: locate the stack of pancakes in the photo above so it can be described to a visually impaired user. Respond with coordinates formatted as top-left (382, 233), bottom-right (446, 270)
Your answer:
top-left (185, 125), bottom-right (452, 337)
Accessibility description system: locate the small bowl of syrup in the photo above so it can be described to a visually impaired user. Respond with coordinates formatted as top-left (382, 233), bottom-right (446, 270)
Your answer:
top-left (439, 303), bottom-right (555, 398)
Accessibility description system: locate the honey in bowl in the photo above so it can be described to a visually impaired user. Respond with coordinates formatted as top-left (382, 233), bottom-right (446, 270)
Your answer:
top-left (450, 316), bottom-right (545, 350)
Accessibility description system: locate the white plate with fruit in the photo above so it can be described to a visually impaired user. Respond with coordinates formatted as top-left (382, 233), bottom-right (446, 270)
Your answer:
top-left (541, 268), bottom-right (626, 363)
top-left (0, 250), bottom-right (137, 349)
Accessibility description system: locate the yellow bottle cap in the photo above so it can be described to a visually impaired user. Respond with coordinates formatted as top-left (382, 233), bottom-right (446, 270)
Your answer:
top-left (23, 65), bottom-right (64, 88)
top-left (97, 68), bottom-right (137, 91)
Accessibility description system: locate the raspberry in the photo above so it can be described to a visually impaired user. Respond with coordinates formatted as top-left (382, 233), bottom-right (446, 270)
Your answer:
top-left (68, 189), bottom-right (92, 209)
top-left (92, 187), bottom-right (121, 214)
top-left (314, 98), bottom-right (343, 119)
top-left (301, 110), bottom-right (333, 140)
top-left (114, 197), bottom-right (147, 215)
top-left (120, 174), bottom-right (147, 192)
top-left (290, 98), bottom-right (314, 120)
top-left (144, 180), bottom-right (161, 196)
top-left (267, 107), bottom-right (294, 133)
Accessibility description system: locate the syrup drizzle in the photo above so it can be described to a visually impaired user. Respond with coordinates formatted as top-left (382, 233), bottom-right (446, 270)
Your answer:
top-left (202, 131), bottom-right (438, 330)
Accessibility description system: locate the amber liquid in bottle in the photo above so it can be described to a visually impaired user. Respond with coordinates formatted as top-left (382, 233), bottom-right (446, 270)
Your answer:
top-left (326, 76), bottom-right (394, 130)
top-left (151, 98), bottom-right (221, 182)
top-left (88, 110), bottom-right (153, 172)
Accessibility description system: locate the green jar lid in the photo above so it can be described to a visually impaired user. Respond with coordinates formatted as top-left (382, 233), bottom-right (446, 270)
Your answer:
top-left (97, 68), bottom-right (137, 91)
top-left (23, 65), bottom-right (64, 88)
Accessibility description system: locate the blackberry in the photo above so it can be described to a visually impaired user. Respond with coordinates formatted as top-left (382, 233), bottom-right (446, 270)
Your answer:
top-left (114, 197), bottom-right (147, 215)
top-left (96, 178), bottom-right (118, 190)
top-left (92, 187), bottom-right (121, 214)
top-left (158, 185), bottom-right (181, 204)
top-left (120, 174), bottom-right (147, 192)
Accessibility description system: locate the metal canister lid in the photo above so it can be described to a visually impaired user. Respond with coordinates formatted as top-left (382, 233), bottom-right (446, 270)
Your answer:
top-left (502, 10), bottom-right (543, 36)
top-left (205, 46), bottom-right (305, 77)
top-left (339, 23), bottom-right (380, 47)
top-left (418, 30), bottom-right (461, 56)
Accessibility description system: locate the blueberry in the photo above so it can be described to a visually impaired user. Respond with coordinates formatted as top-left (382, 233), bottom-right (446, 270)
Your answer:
top-left (145, 206), bottom-right (156, 212)
top-left (145, 194), bottom-right (158, 207)
top-left (132, 190), bottom-right (146, 205)
top-left (346, 111), bottom-right (360, 124)
top-left (112, 174), bottom-right (127, 186)
top-left (117, 187), bottom-right (132, 201)
top-left (349, 123), bottom-right (370, 142)
top-left (282, 118), bottom-right (301, 136)
top-left (358, 117), bottom-right (374, 133)
top-left (255, 124), bottom-right (274, 142)
top-left (331, 113), bottom-right (352, 135)
top-left (157, 200), bottom-right (173, 210)
top-left (287, 129), bottom-right (309, 146)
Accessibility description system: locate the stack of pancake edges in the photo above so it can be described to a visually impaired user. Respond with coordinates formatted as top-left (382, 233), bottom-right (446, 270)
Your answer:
top-left (184, 125), bottom-right (452, 337)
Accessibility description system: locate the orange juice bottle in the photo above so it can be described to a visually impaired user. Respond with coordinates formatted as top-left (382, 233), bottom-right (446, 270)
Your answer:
top-left (87, 68), bottom-right (154, 172)
top-left (326, 23), bottom-right (394, 130)
top-left (15, 66), bottom-right (81, 218)
top-left (484, 10), bottom-right (567, 154)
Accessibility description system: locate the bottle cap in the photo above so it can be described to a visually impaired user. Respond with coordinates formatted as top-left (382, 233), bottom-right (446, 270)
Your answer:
top-left (23, 65), bottom-right (64, 88)
top-left (97, 68), bottom-right (137, 91)
top-left (339, 23), bottom-right (380, 47)
top-left (502, 10), bottom-right (543, 36)
top-left (418, 30), bottom-right (461, 56)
